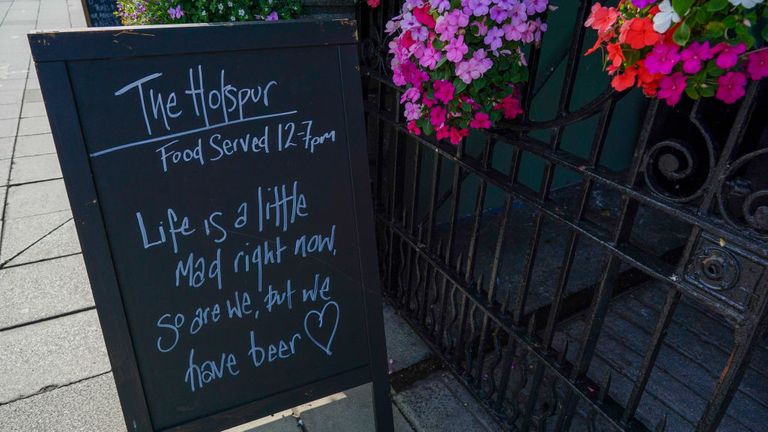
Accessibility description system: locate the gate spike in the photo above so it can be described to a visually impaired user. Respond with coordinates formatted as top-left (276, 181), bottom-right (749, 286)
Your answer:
top-left (598, 373), bottom-right (612, 403)
top-left (476, 272), bottom-right (485, 295)
top-left (558, 340), bottom-right (569, 364)
top-left (527, 314), bottom-right (537, 337)
top-left (655, 415), bottom-right (667, 432)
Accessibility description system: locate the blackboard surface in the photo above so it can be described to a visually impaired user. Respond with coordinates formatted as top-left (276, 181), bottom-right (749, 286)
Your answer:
top-left (28, 20), bottom-right (391, 432)
top-left (81, 0), bottom-right (120, 27)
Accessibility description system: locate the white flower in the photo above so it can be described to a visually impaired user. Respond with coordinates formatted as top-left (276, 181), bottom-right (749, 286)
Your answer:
top-left (217, 3), bottom-right (223, 10)
top-left (237, 8), bottom-right (244, 15)
top-left (227, 1), bottom-right (232, 6)
top-left (201, 9), bottom-right (207, 14)
top-left (230, 15), bottom-right (235, 20)
top-left (653, 0), bottom-right (681, 33)
top-left (729, 0), bottom-right (764, 8)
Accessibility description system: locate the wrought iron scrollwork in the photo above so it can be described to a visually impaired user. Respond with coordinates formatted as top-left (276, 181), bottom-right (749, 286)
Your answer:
top-left (718, 148), bottom-right (768, 237)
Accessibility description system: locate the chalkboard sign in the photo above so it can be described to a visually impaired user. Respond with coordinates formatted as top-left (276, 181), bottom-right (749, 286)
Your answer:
top-left (28, 20), bottom-right (392, 432)
top-left (81, 0), bottom-right (120, 27)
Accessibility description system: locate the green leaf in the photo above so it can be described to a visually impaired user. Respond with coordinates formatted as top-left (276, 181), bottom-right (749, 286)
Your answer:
top-left (673, 22), bottom-right (691, 46)
top-left (454, 79), bottom-right (467, 94)
top-left (422, 121), bottom-right (434, 136)
top-left (700, 84), bottom-right (715, 98)
top-left (706, 0), bottom-right (728, 12)
top-left (672, 0), bottom-right (694, 16)
top-left (685, 86), bottom-right (700, 100)
top-left (723, 15), bottom-right (738, 28)
top-left (762, 25), bottom-right (768, 42)
top-left (432, 39), bottom-right (445, 50)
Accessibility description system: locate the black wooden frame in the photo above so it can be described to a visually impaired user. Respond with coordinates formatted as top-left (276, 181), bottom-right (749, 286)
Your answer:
top-left (29, 19), bottom-right (393, 432)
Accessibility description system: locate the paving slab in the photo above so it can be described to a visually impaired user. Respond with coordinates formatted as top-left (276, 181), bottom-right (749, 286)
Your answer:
top-left (0, 103), bottom-right (20, 120)
top-left (0, 117), bottom-right (17, 137)
top-left (23, 88), bottom-right (42, 103)
top-left (20, 100), bottom-right (45, 118)
top-left (383, 304), bottom-right (431, 373)
top-left (9, 152), bottom-right (61, 184)
top-left (0, 209), bottom-right (71, 263)
top-left (0, 309), bottom-right (110, 404)
top-left (4, 179), bottom-right (69, 219)
top-left (0, 136), bottom-right (12, 159)
top-left (4, 216), bottom-right (80, 266)
top-left (0, 157), bottom-right (9, 185)
top-left (299, 383), bottom-right (414, 432)
top-left (0, 254), bottom-right (92, 330)
top-left (12, 132), bottom-right (54, 157)
top-left (17, 115), bottom-right (50, 135)
top-left (0, 373), bottom-right (124, 432)
top-left (394, 372), bottom-right (502, 432)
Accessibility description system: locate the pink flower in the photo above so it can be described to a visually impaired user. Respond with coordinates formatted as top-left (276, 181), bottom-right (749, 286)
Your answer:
top-left (400, 61), bottom-right (428, 86)
top-left (265, 11), bottom-right (278, 20)
top-left (435, 10), bottom-right (469, 41)
top-left (527, 0), bottom-right (548, 14)
top-left (502, 21), bottom-right (528, 41)
top-left (680, 41), bottom-right (714, 74)
top-left (400, 87), bottom-right (421, 103)
top-left (445, 35), bottom-right (469, 62)
top-left (407, 121), bottom-right (421, 135)
top-left (430, 106), bottom-right (447, 128)
top-left (657, 72), bottom-right (686, 106)
top-left (366, 0), bottom-right (380, 7)
top-left (484, 26), bottom-right (504, 51)
top-left (404, 102), bottom-right (423, 121)
top-left (746, 50), bottom-right (768, 80)
top-left (433, 80), bottom-right (455, 104)
top-left (463, 0), bottom-right (491, 17)
top-left (433, 0), bottom-right (451, 13)
top-left (489, 6), bottom-right (508, 23)
top-left (469, 112), bottom-right (492, 128)
top-left (456, 50), bottom-right (493, 84)
top-left (419, 46), bottom-right (442, 69)
top-left (168, 5), bottom-right (184, 19)
top-left (644, 43), bottom-right (680, 75)
top-left (436, 126), bottom-right (451, 141)
top-left (631, 0), bottom-right (654, 7)
top-left (716, 72), bottom-right (747, 104)
top-left (714, 42), bottom-right (746, 70)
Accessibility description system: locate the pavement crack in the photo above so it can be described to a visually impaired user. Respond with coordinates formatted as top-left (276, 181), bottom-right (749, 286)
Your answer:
top-left (0, 216), bottom-right (72, 269)
top-left (0, 370), bottom-right (112, 406)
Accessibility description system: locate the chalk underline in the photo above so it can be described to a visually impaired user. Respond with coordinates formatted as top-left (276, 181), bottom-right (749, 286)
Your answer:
top-left (89, 110), bottom-right (299, 157)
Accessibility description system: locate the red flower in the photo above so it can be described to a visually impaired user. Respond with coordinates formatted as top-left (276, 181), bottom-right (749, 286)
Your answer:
top-left (584, 3), bottom-right (618, 34)
top-left (494, 95), bottom-right (523, 119)
top-left (366, 0), bottom-right (380, 8)
top-left (636, 59), bottom-right (662, 97)
top-left (619, 18), bottom-right (659, 50)
top-left (469, 112), bottom-right (492, 129)
top-left (606, 43), bottom-right (625, 69)
top-left (611, 66), bottom-right (637, 91)
top-left (407, 120), bottom-right (421, 135)
top-left (413, 5), bottom-right (436, 29)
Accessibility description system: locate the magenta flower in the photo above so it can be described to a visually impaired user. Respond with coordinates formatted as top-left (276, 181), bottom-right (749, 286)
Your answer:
top-left (657, 72), bottom-right (686, 106)
top-left (168, 5), bottom-right (183, 19)
top-left (266, 11), bottom-right (279, 20)
top-left (746, 50), bottom-right (768, 80)
top-left (469, 112), bottom-right (491, 128)
top-left (430, 106), bottom-right (447, 128)
top-left (508, 2), bottom-right (527, 23)
top-left (445, 35), bottom-right (469, 62)
top-left (484, 26), bottom-right (505, 51)
top-left (714, 42), bottom-right (746, 69)
top-left (630, 0), bottom-right (655, 8)
top-left (644, 43), bottom-right (680, 75)
top-left (716, 72), bottom-right (747, 104)
top-left (502, 21), bottom-right (527, 41)
top-left (433, 80), bottom-right (456, 104)
top-left (680, 41), bottom-right (714, 74)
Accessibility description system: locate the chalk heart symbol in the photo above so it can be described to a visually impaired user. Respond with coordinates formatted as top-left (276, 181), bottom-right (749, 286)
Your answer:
top-left (304, 301), bottom-right (340, 356)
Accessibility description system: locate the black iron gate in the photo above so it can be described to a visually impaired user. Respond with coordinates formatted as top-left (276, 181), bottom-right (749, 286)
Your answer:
top-left (357, 1), bottom-right (768, 431)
